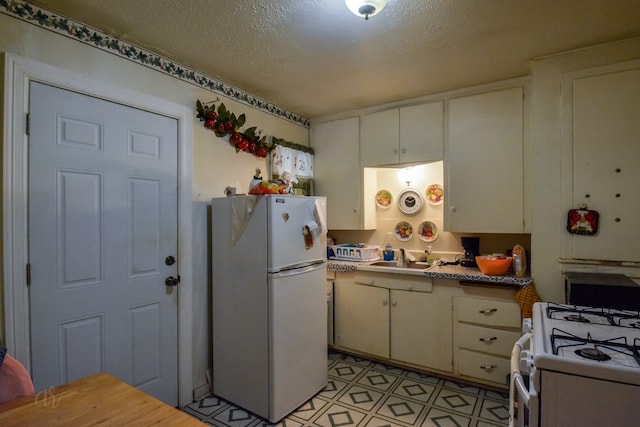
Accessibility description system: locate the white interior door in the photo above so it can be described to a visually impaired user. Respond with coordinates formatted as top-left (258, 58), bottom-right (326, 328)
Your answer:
top-left (28, 82), bottom-right (179, 405)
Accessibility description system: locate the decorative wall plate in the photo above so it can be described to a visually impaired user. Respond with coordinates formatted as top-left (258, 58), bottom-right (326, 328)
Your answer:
top-left (425, 184), bottom-right (444, 205)
top-left (375, 189), bottom-right (393, 209)
top-left (395, 221), bottom-right (413, 241)
top-left (397, 188), bottom-right (424, 215)
top-left (418, 221), bottom-right (438, 242)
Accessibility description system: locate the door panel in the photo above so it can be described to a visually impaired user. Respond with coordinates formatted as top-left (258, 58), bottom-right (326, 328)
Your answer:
top-left (58, 170), bottom-right (102, 287)
top-left (58, 314), bottom-right (104, 383)
top-left (129, 177), bottom-right (161, 276)
top-left (28, 82), bottom-right (179, 405)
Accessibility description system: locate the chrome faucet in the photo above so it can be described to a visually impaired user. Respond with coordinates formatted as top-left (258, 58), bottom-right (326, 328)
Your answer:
top-left (397, 248), bottom-right (407, 268)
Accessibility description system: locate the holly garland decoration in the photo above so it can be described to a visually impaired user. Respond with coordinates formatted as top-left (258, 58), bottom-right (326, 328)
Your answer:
top-left (196, 100), bottom-right (274, 158)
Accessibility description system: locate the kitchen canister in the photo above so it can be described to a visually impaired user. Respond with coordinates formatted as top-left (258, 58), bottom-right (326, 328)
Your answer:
top-left (512, 244), bottom-right (527, 278)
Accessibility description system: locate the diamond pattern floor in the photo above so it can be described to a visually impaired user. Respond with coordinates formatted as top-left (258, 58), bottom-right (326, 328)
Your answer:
top-left (183, 351), bottom-right (509, 427)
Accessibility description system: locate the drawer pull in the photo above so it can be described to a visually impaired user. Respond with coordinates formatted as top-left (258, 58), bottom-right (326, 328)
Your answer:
top-left (479, 336), bottom-right (498, 342)
top-left (479, 308), bottom-right (498, 314)
top-left (480, 364), bottom-right (497, 370)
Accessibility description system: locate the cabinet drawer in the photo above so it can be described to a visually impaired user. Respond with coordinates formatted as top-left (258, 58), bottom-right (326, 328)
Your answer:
top-left (457, 349), bottom-right (510, 386)
top-left (456, 297), bottom-right (521, 328)
top-left (456, 323), bottom-right (520, 357)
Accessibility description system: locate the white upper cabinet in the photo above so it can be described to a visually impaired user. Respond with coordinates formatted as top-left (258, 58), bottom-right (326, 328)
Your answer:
top-left (313, 117), bottom-right (376, 230)
top-left (446, 86), bottom-right (525, 233)
top-left (563, 64), bottom-right (640, 262)
top-left (361, 101), bottom-right (444, 166)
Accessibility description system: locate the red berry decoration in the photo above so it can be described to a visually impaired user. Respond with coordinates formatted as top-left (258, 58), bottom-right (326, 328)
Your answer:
top-left (237, 139), bottom-right (249, 151)
top-left (229, 132), bottom-right (243, 146)
top-left (197, 100), bottom-right (280, 159)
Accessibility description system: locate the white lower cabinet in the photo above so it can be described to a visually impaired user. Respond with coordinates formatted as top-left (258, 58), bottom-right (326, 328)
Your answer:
top-left (333, 273), bottom-right (521, 388)
top-left (335, 281), bottom-right (389, 359)
top-left (390, 290), bottom-right (452, 372)
top-left (334, 273), bottom-right (452, 373)
top-left (453, 296), bottom-right (521, 387)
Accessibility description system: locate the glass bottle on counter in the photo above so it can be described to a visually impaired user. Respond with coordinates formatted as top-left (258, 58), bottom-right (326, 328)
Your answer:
top-left (383, 232), bottom-right (394, 261)
top-left (426, 246), bottom-right (435, 265)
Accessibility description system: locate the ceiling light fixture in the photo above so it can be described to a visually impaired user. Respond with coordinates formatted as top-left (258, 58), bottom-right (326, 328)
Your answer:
top-left (345, 0), bottom-right (388, 20)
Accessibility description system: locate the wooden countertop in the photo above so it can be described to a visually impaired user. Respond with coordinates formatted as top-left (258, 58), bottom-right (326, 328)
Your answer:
top-left (0, 373), bottom-right (205, 426)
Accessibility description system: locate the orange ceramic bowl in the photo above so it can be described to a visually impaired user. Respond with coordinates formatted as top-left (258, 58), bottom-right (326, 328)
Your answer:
top-left (475, 256), bottom-right (512, 276)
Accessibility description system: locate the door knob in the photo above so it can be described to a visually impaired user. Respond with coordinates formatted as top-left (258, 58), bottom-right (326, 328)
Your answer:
top-left (165, 276), bottom-right (179, 286)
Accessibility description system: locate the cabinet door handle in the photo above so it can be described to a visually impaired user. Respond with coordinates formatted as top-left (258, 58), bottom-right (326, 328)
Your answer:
top-left (480, 365), bottom-right (497, 370)
top-left (393, 149), bottom-right (398, 155)
top-left (401, 148), bottom-right (406, 154)
top-left (479, 336), bottom-right (498, 342)
top-left (479, 308), bottom-right (498, 314)
top-left (383, 299), bottom-right (389, 306)
top-left (391, 300), bottom-right (397, 306)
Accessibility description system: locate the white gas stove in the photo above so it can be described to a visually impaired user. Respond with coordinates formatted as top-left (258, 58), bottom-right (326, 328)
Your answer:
top-left (509, 302), bottom-right (640, 427)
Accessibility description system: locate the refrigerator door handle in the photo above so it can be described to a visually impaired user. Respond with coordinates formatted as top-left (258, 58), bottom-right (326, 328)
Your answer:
top-left (270, 259), bottom-right (326, 273)
top-left (270, 262), bottom-right (326, 278)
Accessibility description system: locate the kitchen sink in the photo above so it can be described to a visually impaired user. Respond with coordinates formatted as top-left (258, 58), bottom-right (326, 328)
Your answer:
top-left (367, 261), bottom-right (431, 270)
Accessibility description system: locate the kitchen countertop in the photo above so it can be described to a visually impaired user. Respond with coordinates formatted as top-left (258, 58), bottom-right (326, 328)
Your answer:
top-left (327, 259), bottom-right (532, 287)
top-left (327, 259), bottom-right (360, 273)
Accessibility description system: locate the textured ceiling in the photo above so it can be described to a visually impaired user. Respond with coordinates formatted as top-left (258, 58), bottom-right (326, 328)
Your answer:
top-left (28, 0), bottom-right (640, 119)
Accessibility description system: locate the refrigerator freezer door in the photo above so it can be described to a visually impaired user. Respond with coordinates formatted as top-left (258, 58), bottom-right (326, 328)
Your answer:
top-left (268, 263), bottom-right (327, 421)
top-left (267, 196), bottom-right (326, 272)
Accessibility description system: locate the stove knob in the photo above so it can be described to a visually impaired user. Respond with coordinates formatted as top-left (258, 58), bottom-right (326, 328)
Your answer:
top-left (520, 350), bottom-right (534, 373)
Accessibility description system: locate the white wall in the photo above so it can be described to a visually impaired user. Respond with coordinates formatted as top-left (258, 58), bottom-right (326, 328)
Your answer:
top-left (0, 12), bottom-right (309, 396)
top-left (530, 38), bottom-right (640, 302)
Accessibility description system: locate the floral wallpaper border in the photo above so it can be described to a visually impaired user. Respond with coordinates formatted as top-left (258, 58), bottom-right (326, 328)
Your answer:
top-left (0, 0), bottom-right (310, 128)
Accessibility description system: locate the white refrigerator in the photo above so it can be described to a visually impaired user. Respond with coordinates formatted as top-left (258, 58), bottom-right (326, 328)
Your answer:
top-left (211, 195), bottom-right (327, 422)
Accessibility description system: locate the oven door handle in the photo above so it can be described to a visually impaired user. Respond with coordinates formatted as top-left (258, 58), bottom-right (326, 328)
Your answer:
top-left (509, 332), bottom-right (531, 427)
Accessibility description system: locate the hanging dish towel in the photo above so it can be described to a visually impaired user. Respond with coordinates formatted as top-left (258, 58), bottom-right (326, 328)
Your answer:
top-left (514, 284), bottom-right (542, 319)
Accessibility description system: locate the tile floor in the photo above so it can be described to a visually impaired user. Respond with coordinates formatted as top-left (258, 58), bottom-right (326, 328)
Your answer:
top-left (183, 351), bottom-right (510, 427)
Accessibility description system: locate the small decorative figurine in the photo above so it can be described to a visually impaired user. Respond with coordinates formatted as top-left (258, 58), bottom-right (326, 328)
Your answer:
top-left (249, 168), bottom-right (263, 192)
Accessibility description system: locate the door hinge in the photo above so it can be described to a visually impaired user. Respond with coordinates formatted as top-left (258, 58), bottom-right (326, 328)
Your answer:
top-left (26, 263), bottom-right (31, 286)
top-left (26, 113), bottom-right (30, 136)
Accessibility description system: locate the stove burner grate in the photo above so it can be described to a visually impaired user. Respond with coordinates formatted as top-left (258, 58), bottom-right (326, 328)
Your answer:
top-left (551, 328), bottom-right (640, 367)
top-left (575, 347), bottom-right (612, 361)
top-left (565, 314), bottom-right (590, 323)
top-left (546, 303), bottom-right (640, 328)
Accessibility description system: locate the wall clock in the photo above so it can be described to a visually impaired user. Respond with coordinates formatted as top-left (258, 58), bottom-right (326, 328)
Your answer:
top-left (397, 188), bottom-right (424, 215)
